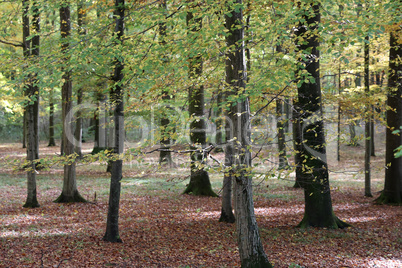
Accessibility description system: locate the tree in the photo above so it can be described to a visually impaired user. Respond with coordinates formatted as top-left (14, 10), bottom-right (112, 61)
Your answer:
top-left (364, 33), bottom-right (373, 197)
top-left (23, 0), bottom-right (40, 208)
top-left (103, 0), bottom-right (125, 243)
top-left (54, 1), bottom-right (86, 203)
top-left (158, 0), bottom-right (174, 166)
top-left (225, 1), bottom-right (272, 267)
top-left (183, 4), bottom-right (217, 197)
top-left (292, 98), bottom-right (303, 188)
top-left (295, 1), bottom-right (349, 229)
top-left (73, 0), bottom-right (87, 158)
top-left (376, 27), bottom-right (402, 204)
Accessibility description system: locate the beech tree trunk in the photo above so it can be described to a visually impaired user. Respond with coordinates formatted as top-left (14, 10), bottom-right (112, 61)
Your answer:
top-left (219, 136), bottom-right (235, 223)
top-left (364, 34), bottom-right (373, 197)
top-left (48, 91), bottom-right (56, 146)
top-left (73, 3), bottom-right (86, 158)
top-left (276, 98), bottom-right (289, 169)
top-left (376, 29), bottom-right (402, 204)
top-left (295, 2), bottom-right (349, 229)
top-left (54, 2), bottom-right (86, 203)
top-left (158, 0), bottom-right (173, 166)
top-left (225, 1), bottom-right (272, 267)
top-left (292, 99), bottom-right (302, 188)
top-left (103, 0), bottom-right (125, 243)
top-left (23, 0), bottom-right (40, 208)
top-left (183, 7), bottom-right (217, 197)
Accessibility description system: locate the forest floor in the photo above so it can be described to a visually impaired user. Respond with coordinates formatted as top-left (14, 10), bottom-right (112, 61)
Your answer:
top-left (0, 134), bottom-right (401, 267)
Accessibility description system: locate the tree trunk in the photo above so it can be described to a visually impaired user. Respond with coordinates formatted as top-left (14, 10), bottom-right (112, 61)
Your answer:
top-left (364, 34), bottom-right (373, 197)
top-left (214, 91), bottom-right (224, 152)
top-left (73, 3), bottom-right (86, 158)
top-left (158, 0), bottom-right (173, 167)
top-left (22, 0), bottom-right (40, 208)
top-left (376, 29), bottom-right (402, 204)
top-left (225, 1), bottom-right (272, 267)
top-left (337, 62), bottom-right (341, 161)
top-left (74, 87), bottom-right (83, 158)
top-left (276, 98), bottom-right (289, 169)
top-left (103, 0), bottom-right (125, 243)
top-left (22, 109), bottom-right (27, 148)
top-left (183, 6), bottom-right (217, 197)
top-left (48, 90), bottom-right (56, 146)
top-left (295, 2), bottom-right (349, 229)
top-left (370, 111), bottom-right (375, 156)
top-left (292, 99), bottom-right (302, 188)
top-left (219, 91), bottom-right (235, 223)
top-left (92, 89), bottom-right (108, 154)
top-left (54, 2), bottom-right (86, 203)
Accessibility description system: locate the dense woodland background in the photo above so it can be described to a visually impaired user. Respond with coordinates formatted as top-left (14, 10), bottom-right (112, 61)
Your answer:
top-left (0, 0), bottom-right (401, 267)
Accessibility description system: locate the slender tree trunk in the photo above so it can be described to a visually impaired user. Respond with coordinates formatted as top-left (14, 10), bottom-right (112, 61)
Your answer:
top-left (54, 2), bottom-right (86, 203)
top-left (103, 0), bottom-right (125, 243)
top-left (23, 109), bottom-right (27, 148)
top-left (214, 91), bottom-right (224, 152)
top-left (183, 5), bottom-right (217, 197)
top-left (276, 98), bottom-right (289, 169)
top-left (92, 89), bottom-right (108, 154)
top-left (376, 29), bottom-right (402, 204)
top-left (220, 98), bottom-right (235, 223)
top-left (292, 99), bottom-right (302, 188)
top-left (364, 34), bottom-right (373, 197)
top-left (74, 87), bottom-right (83, 158)
top-left (225, 1), bottom-right (272, 267)
top-left (337, 62), bottom-right (341, 161)
top-left (158, 0), bottom-right (173, 166)
top-left (48, 90), bottom-right (56, 146)
top-left (370, 110), bottom-right (375, 156)
top-left (295, 2), bottom-right (349, 229)
top-left (74, 1), bottom-right (87, 158)
top-left (23, 0), bottom-right (40, 208)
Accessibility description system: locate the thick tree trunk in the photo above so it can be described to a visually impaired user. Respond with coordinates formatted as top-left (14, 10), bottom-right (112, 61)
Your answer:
top-left (376, 30), bottom-right (402, 204)
top-left (103, 0), bottom-right (125, 243)
top-left (183, 8), bottom-right (217, 197)
top-left (295, 2), bottom-right (349, 229)
top-left (225, 1), bottom-right (272, 267)
top-left (364, 34), bottom-right (373, 197)
top-left (54, 2), bottom-right (86, 203)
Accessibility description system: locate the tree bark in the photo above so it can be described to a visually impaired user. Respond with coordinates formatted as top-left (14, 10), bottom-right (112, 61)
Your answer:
top-left (295, 2), bottom-right (349, 229)
top-left (23, 0), bottom-right (40, 208)
top-left (103, 0), bottom-right (125, 243)
top-left (48, 90), bottom-right (56, 146)
top-left (158, 0), bottom-right (173, 166)
top-left (276, 98), bottom-right (289, 169)
top-left (376, 29), bottom-right (402, 204)
top-left (73, 2), bottom-right (86, 158)
top-left (54, 1), bottom-right (86, 203)
top-left (225, 1), bottom-right (272, 266)
top-left (364, 34), bottom-right (373, 197)
top-left (220, 92), bottom-right (235, 223)
top-left (292, 99), bottom-right (302, 188)
top-left (183, 6), bottom-right (217, 197)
